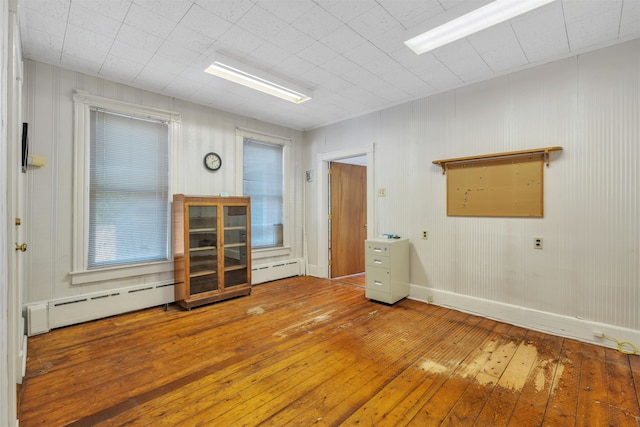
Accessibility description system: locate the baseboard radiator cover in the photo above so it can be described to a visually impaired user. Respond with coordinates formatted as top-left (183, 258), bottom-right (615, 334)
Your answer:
top-left (252, 258), bottom-right (304, 285)
top-left (26, 281), bottom-right (175, 335)
top-left (409, 284), bottom-right (640, 351)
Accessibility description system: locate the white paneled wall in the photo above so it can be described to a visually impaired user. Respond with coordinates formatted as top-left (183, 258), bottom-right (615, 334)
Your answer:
top-left (21, 60), bottom-right (304, 327)
top-left (304, 39), bottom-right (640, 347)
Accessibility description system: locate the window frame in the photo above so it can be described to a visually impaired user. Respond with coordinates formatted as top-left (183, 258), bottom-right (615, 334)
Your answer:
top-left (235, 128), bottom-right (292, 259)
top-left (70, 89), bottom-right (180, 285)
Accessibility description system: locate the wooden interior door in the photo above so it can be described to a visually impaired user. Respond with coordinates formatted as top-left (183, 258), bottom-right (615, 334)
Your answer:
top-left (330, 162), bottom-right (367, 278)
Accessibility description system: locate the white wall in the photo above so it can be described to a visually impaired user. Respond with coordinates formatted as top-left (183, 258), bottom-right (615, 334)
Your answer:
top-left (21, 60), bottom-right (304, 316)
top-left (304, 39), bottom-right (640, 347)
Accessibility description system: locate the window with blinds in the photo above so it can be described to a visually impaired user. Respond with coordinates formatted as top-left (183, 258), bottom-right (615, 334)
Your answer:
top-left (88, 109), bottom-right (169, 268)
top-left (243, 138), bottom-right (283, 248)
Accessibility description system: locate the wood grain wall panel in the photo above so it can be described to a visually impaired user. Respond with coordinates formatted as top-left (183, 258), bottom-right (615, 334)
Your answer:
top-left (22, 60), bottom-right (304, 306)
top-left (304, 39), bottom-right (640, 338)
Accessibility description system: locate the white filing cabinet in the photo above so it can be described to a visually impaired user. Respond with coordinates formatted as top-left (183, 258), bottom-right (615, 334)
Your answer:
top-left (365, 238), bottom-right (409, 304)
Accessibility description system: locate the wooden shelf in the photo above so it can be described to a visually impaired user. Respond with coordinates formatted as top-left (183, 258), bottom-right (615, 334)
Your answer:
top-left (433, 146), bottom-right (563, 174)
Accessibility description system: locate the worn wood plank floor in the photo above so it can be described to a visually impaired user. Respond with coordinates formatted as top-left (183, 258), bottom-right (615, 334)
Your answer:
top-left (19, 276), bottom-right (640, 426)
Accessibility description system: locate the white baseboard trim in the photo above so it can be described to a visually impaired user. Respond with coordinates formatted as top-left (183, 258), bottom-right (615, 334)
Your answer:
top-left (306, 264), bottom-right (325, 278)
top-left (410, 284), bottom-right (640, 351)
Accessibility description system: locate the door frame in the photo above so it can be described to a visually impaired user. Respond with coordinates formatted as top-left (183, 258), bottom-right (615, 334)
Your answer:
top-left (316, 144), bottom-right (375, 279)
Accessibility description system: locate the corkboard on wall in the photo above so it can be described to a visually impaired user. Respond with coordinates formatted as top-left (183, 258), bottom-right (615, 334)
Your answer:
top-left (446, 154), bottom-right (544, 217)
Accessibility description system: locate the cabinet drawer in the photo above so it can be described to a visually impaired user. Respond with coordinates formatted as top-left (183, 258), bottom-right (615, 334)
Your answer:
top-left (366, 253), bottom-right (389, 269)
top-left (366, 267), bottom-right (391, 293)
top-left (365, 242), bottom-right (390, 256)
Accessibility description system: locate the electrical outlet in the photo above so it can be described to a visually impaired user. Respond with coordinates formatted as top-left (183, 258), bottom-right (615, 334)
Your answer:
top-left (422, 230), bottom-right (428, 240)
top-left (593, 330), bottom-right (604, 338)
top-left (377, 188), bottom-right (386, 197)
top-left (534, 237), bottom-right (543, 249)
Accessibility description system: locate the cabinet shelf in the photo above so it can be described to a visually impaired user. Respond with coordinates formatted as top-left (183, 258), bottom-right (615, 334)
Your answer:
top-left (190, 270), bottom-right (217, 278)
top-left (190, 228), bottom-right (217, 233)
top-left (224, 242), bottom-right (246, 248)
top-left (174, 194), bottom-right (252, 310)
top-left (190, 246), bottom-right (217, 252)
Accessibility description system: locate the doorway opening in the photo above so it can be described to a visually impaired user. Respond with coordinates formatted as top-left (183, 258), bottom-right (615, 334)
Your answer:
top-left (315, 144), bottom-right (374, 280)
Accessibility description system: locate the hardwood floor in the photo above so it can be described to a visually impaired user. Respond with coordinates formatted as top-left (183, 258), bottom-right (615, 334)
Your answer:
top-left (19, 276), bottom-right (640, 426)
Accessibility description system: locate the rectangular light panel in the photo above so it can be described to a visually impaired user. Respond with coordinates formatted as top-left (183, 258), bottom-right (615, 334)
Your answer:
top-left (405, 0), bottom-right (556, 55)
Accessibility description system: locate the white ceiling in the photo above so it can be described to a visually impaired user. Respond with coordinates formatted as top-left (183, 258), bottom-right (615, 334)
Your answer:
top-left (17, 0), bottom-right (640, 131)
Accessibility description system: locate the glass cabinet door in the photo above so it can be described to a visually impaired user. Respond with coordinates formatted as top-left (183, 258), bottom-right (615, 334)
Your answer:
top-left (223, 205), bottom-right (248, 288)
top-left (188, 205), bottom-right (218, 295)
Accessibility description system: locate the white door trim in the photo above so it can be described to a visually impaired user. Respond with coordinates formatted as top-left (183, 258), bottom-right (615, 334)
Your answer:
top-left (315, 144), bottom-right (375, 278)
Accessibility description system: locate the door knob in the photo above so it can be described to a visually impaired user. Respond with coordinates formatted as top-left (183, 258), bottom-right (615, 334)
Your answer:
top-left (15, 243), bottom-right (27, 252)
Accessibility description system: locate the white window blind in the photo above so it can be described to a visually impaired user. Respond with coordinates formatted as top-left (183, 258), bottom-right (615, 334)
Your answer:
top-left (88, 109), bottom-right (169, 268)
top-left (243, 138), bottom-right (283, 248)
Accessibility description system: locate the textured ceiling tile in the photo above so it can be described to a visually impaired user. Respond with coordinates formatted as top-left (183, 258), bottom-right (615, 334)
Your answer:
top-left (143, 54), bottom-right (190, 76)
top-left (320, 25), bottom-right (368, 54)
top-left (392, 48), bottom-right (462, 91)
top-left (563, 0), bottom-right (623, 51)
top-left (245, 42), bottom-right (292, 70)
top-left (291, 5), bottom-right (344, 40)
top-left (63, 24), bottom-right (112, 62)
top-left (376, 0), bottom-right (444, 29)
top-left (21, 0), bottom-right (70, 20)
top-left (341, 41), bottom-right (385, 66)
top-left (123, 3), bottom-right (177, 39)
top-left (236, 4), bottom-right (288, 39)
top-left (21, 33), bottom-right (63, 62)
top-left (270, 54), bottom-right (316, 78)
top-left (168, 25), bottom-right (215, 54)
top-left (21, 7), bottom-right (67, 37)
top-left (260, 0), bottom-right (316, 24)
top-left (157, 39), bottom-right (201, 64)
top-left (100, 54), bottom-right (145, 82)
top-left (347, 4), bottom-right (405, 40)
top-left (296, 41), bottom-right (339, 66)
top-left (433, 40), bottom-right (494, 82)
top-left (116, 23), bottom-right (165, 52)
top-left (319, 54), bottom-right (359, 76)
top-left (133, 0), bottom-right (193, 21)
top-left (511, 1), bottom-right (569, 64)
top-left (268, 26), bottom-right (315, 54)
top-left (468, 22), bottom-right (528, 73)
top-left (18, 0), bottom-right (640, 130)
top-left (214, 25), bottom-right (265, 57)
top-left (60, 51), bottom-right (103, 74)
top-left (108, 39), bottom-right (155, 64)
top-left (299, 65), bottom-right (335, 86)
top-left (316, 0), bottom-right (378, 22)
top-left (74, 0), bottom-right (132, 21)
top-left (177, 4), bottom-right (232, 40)
top-left (195, 0), bottom-right (256, 23)
top-left (68, 3), bottom-right (122, 39)
top-left (620, 0), bottom-right (640, 38)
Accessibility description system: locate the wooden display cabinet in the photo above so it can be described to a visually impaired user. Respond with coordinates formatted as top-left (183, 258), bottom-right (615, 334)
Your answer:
top-left (173, 194), bottom-right (251, 309)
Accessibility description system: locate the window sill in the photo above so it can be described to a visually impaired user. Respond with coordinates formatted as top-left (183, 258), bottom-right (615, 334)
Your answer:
top-left (252, 246), bottom-right (292, 260)
top-left (70, 260), bottom-right (173, 285)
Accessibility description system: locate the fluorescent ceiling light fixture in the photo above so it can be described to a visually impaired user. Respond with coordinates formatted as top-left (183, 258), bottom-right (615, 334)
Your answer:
top-left (404, 0), bottom-right (556, 55)
top-left (205, 54), bottom-right (312, 104)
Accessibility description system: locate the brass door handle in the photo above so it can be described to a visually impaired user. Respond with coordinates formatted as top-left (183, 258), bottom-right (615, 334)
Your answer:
top-left (15, 243), bottom-right (27, 252)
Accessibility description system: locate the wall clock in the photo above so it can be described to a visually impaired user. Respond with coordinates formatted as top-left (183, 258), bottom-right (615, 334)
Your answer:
top-left (204, 152), bottom-right (222, 171)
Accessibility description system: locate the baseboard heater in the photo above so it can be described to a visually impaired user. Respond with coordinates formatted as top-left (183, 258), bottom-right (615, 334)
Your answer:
top-left (252, 258), bottom-right (304, 285)
top-left (27, 281), bottom-right (175, 336)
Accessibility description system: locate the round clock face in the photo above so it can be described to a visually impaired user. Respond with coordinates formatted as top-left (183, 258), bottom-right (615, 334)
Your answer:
top-left (204, 152), bottom-right (221, 171)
